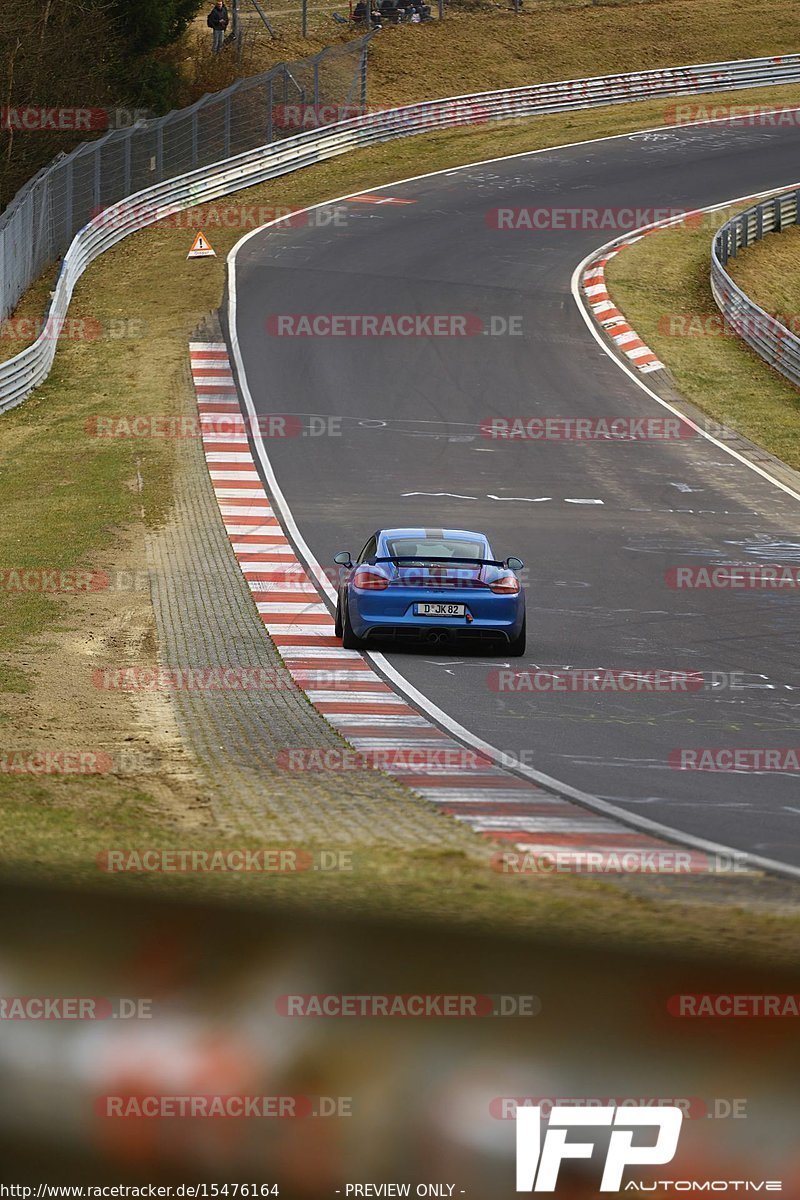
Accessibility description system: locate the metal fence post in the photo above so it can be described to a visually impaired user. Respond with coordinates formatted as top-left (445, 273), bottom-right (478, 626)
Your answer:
top-left (36, 178), bottom-right (50, 270)
top-left (93, 148), bottom-right (101, 215)
top-left (65, 157), bottom-right (74, 242)
top-left (716, 234), bottom-right (727, 267)
top-left (302, 0), bottom-right (308, 37)
top-left (123, 129), bottom-right (132, 195)
top-left (0, 228), bottom-right (5, 320)
top-left (360, 38), bottom-right (369, 112)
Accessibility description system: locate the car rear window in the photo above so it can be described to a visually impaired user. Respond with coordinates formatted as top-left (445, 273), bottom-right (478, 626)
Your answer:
top-left (385, 538), bottom-right (485, 560)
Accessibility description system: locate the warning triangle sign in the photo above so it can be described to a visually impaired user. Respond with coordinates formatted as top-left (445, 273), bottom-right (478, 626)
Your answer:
top-left (187, 231), bottom-right (216, 258)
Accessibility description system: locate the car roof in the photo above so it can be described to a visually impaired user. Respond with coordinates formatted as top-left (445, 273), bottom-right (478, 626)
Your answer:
top-left (377, 528), bottom-right (489, 543)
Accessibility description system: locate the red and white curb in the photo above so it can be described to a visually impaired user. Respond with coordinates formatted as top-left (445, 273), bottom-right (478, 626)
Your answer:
top-left (190, 340), bottom-right (745, 876)
top-left (582, 240), bottom-right (665, 374)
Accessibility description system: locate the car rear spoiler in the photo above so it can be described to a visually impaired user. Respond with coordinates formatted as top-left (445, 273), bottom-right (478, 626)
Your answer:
top-left (371, 556), bottom-right (507, 567)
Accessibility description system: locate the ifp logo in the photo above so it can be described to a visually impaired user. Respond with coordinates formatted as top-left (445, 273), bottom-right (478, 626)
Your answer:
top-left (516, 1104), bottom-right (683, 1192)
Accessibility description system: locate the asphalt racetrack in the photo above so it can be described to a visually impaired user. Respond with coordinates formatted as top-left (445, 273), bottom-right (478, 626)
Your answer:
top-left (229, 117), bottom-right (800, 866)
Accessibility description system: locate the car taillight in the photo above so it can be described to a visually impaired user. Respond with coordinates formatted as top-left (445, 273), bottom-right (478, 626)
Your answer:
top-left (352, 567), bottom-right (389, 590)
top-left (490, 572), bottom-right (520, 595)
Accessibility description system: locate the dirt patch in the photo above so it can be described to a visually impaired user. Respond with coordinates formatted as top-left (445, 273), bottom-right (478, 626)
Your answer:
top-left (0, 524), bottom-right (212, 836)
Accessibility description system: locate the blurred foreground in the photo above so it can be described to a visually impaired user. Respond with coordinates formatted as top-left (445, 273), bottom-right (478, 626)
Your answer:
top-left (0, 876), bottom-right (798, 1196)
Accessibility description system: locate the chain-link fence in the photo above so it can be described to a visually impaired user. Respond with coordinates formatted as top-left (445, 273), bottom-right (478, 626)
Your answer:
top-left (0, 35), bottom-right (370, 322)
top-left (233, 0), bottom-right (442, 47)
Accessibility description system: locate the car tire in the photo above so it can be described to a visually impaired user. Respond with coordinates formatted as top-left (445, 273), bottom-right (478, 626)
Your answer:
top-left (341, 601), bottom-right (365, 650)
top-left (507, 614), bottom-right (526, 657)
top-left (334, 595), bottom-right (343, 639)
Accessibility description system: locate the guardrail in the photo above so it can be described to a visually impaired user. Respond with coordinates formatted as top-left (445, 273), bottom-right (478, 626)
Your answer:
top-left (5, 51), bottom-right (800, 414)
top-left (711, 187), bottom-right (800, 387)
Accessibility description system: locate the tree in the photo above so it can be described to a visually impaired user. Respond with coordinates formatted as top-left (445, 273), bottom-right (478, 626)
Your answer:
top-left (110, 0), bottom-right (204, 54)
top-left (0, 1), bottom-right (125, 210)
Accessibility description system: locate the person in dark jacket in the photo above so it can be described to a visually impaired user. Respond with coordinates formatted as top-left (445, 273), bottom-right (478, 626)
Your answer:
top-left (397, 0), bottom-right (430, 20)
top-left (207, 1), bottom-right (229, 52)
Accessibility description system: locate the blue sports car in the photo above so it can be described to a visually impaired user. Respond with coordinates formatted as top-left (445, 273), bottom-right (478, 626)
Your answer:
top-left (333, 527), bottom-right (526, 654)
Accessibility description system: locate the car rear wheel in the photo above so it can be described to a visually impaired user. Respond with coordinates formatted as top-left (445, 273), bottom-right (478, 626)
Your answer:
top-left (341, 601), bottom-right (365, 650)
top-left (507, 614), bottom-right (526, 657)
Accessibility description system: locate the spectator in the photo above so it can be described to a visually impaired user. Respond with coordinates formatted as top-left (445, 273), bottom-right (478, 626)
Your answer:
top-left (397, 0), bottom-right (431, 20)
top-left (380, 0), bottom-right (399, 20)
top-left (353, 0), bottom-right (381, 23)
top-left (207, 1), bottom-right (229, 52)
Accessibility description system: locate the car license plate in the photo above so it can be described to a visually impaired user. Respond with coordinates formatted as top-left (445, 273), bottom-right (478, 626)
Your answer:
top-left (414, 602), bottom-right (466, 617)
